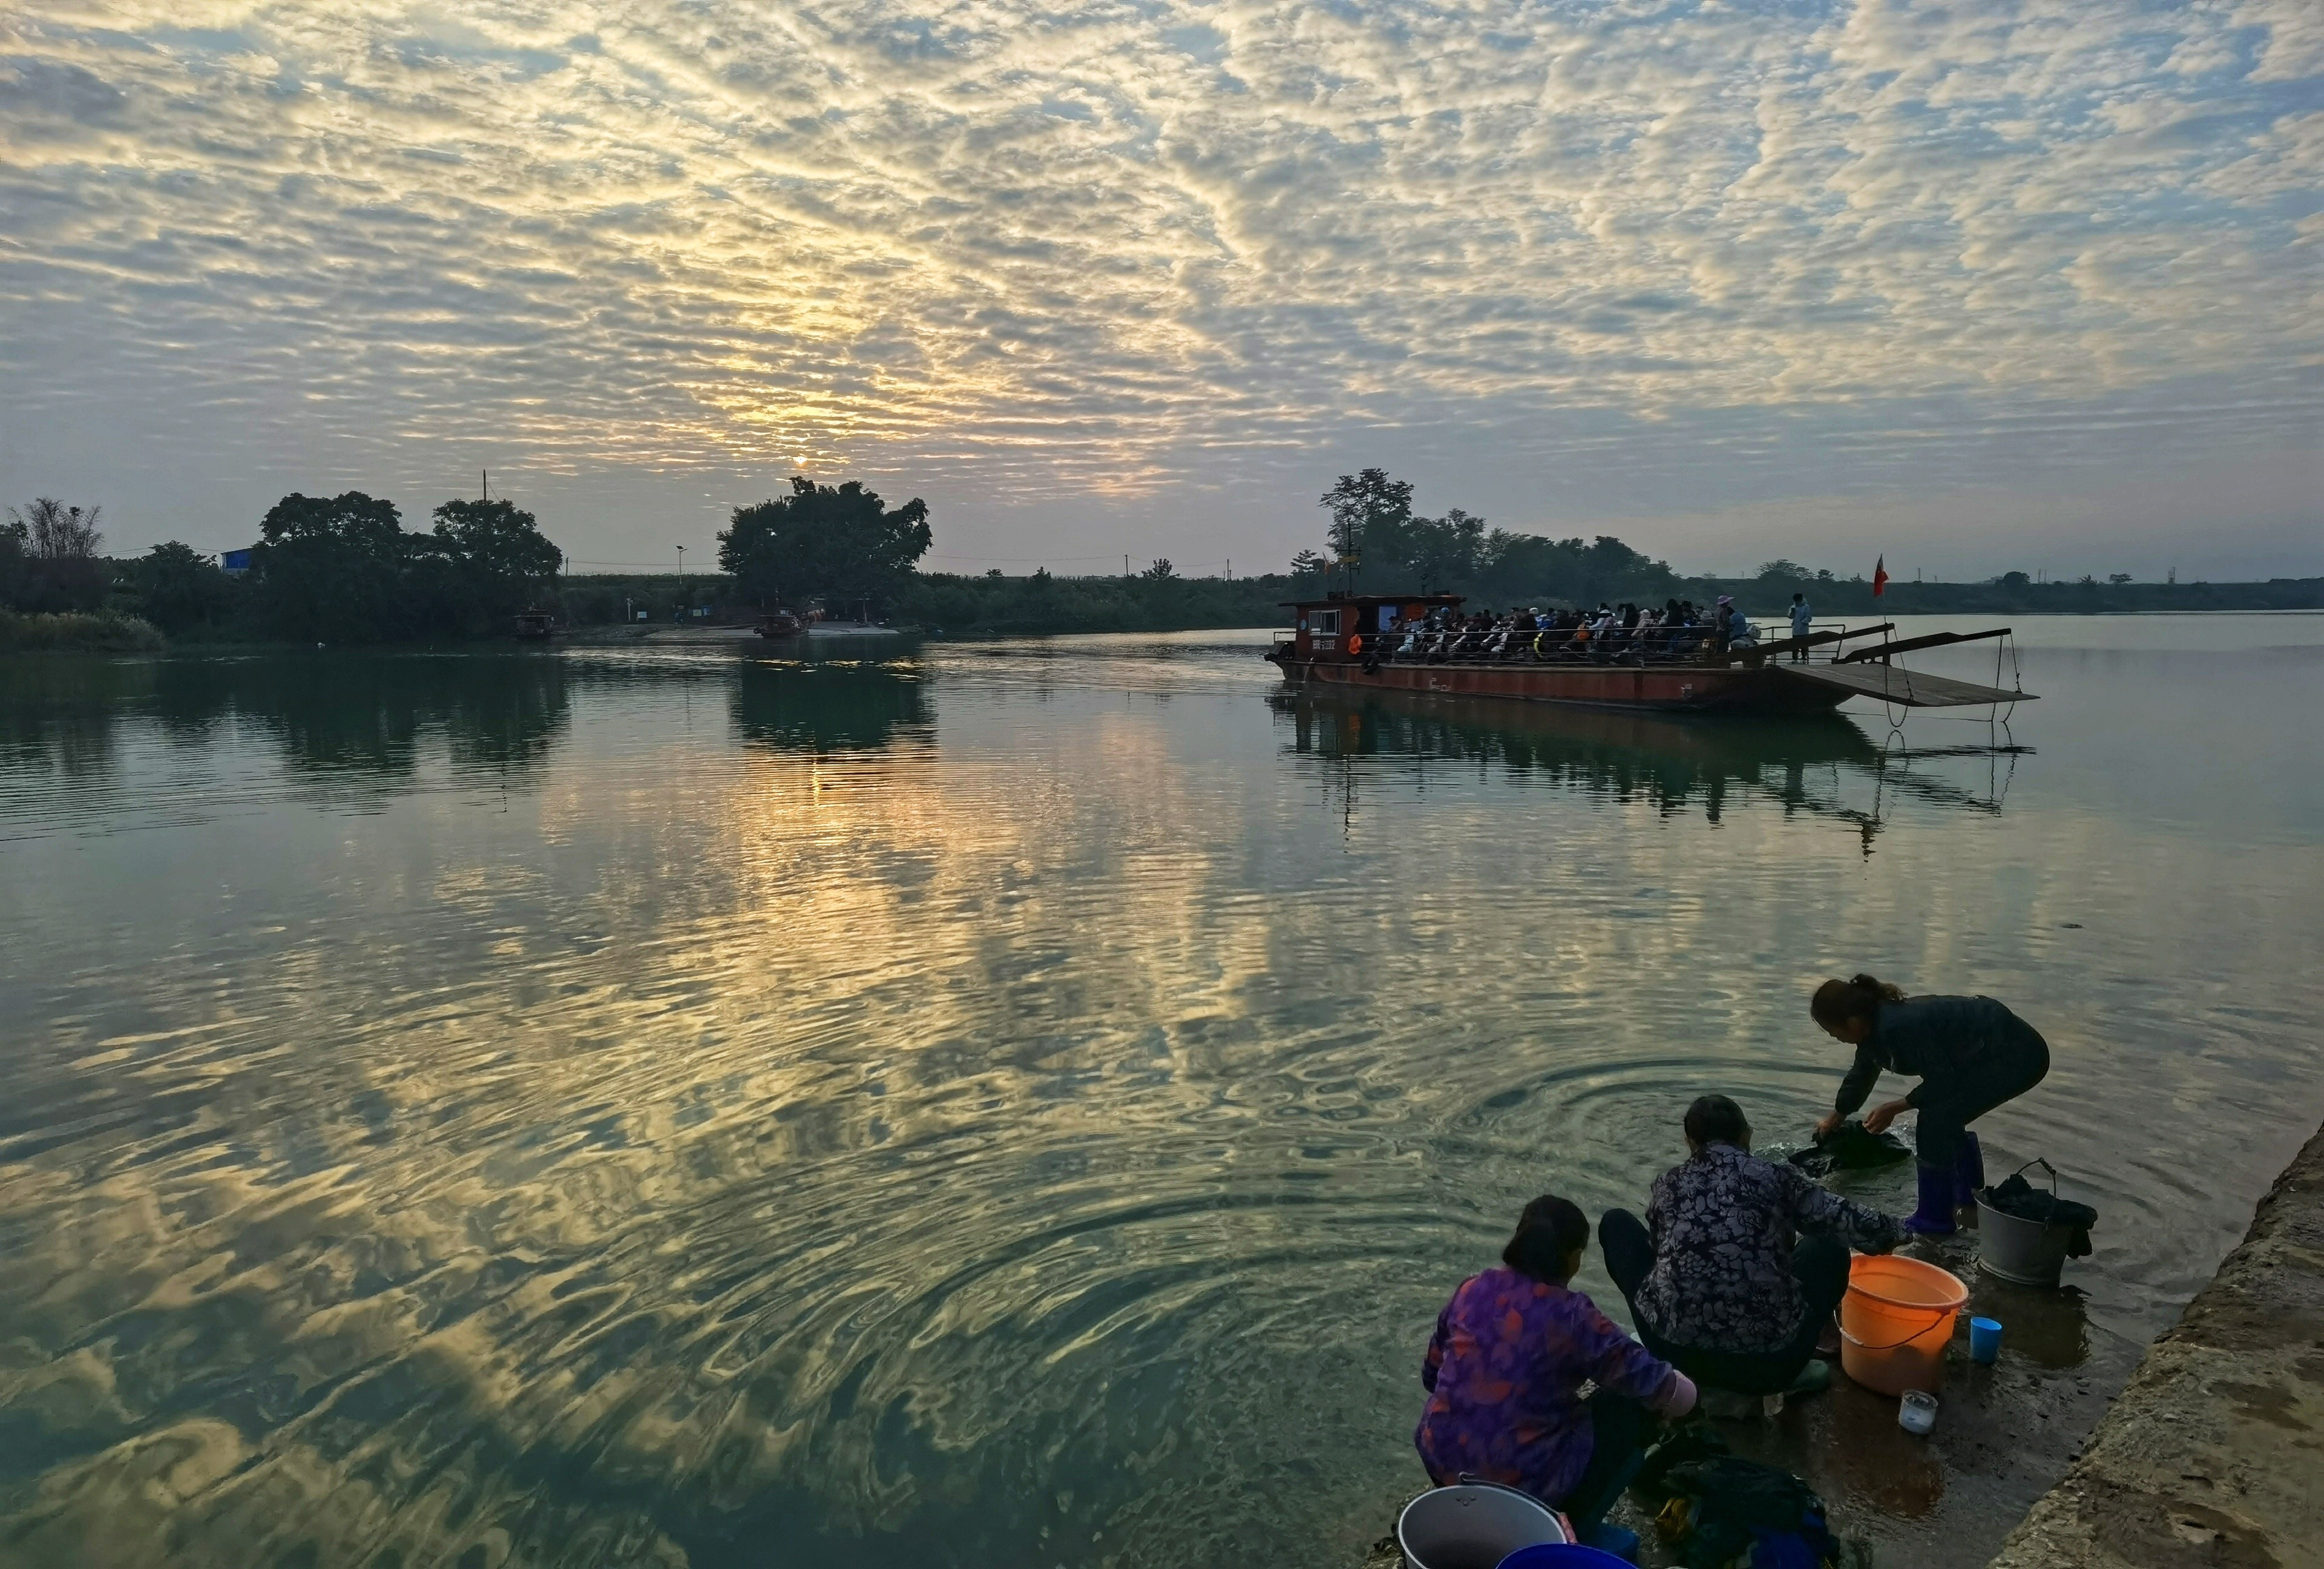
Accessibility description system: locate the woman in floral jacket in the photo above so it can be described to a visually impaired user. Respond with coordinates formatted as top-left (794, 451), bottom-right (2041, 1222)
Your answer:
top-left (1416, 1195), bottom-right (1697, 1541)
top-left (1601, 1094), bottom-right (1901, 1395)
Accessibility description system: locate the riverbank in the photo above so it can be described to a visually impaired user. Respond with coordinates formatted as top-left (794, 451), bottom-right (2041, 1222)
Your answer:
top-left (1357, 1124), bottom-right (2324, 1569)
top-left (0, 610), bottom-right (163, 653)
top-left (1984, 1121), bottom-right (2324, 1568)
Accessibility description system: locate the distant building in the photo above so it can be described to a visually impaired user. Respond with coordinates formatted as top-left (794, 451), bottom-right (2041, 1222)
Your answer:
top-left (221, 548), bottom-right (254, 576)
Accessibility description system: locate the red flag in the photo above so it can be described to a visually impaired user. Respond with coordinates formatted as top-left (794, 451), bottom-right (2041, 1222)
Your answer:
top-left (1873, 555), bottom-right (1890, 597)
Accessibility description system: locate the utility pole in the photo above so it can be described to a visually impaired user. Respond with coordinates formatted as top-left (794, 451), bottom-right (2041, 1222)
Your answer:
top-left (1125, 554), bottom-right (1131, 577)
top-left (677, 544), bottom-right (686, 577)
top-left (482, 469), bottom-right (488, 501)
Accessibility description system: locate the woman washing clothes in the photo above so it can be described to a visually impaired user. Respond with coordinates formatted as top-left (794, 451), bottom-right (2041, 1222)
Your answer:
top-left (1416, 1195), bottom-right (1697, 1547)
top-left (1601, 1095), bottom-right (1902, 1396)
top-left (1811, 973), bottom-right (2052, 1235)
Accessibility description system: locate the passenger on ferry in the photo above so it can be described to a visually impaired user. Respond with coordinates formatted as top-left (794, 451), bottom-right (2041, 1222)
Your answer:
top-left (1416, 1195), bottom-right (1698, 1544)
top-left (1601, 1095), bottom-right (1900, 1397)
top-left (1666, 605), bottom-right (1698, 656)
top-left (1721, 596), bottom-right (1758, 648)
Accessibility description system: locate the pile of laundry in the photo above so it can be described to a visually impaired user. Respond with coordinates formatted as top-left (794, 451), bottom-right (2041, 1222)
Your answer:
top-left (1784, 1119), bottom-right (1912, 1178)
top-left (1633, 1427), bottom-right (1874, 1568)
top-left (1981, 1169), bottom-right (2098, 1258)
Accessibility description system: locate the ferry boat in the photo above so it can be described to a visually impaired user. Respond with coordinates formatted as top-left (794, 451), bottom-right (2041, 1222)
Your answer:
top-left (1264, 593), bottom-right (2032, 714)
top-left (753, 608), bottom-right (809, 639)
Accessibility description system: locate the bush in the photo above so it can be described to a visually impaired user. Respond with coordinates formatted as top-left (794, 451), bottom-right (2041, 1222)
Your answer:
top-left (0, 611), bottom-right (166, 652)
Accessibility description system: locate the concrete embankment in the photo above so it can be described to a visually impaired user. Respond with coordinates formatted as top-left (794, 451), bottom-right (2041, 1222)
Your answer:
top-left (1986, 1123), bottom-right (2324, 1568)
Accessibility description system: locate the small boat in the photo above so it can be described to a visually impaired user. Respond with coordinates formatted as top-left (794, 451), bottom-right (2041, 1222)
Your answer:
top-left (1265, 593), bottom-right (2032, 714)
top-left (753, 609), bottom-right (809, 639)
top-left (514, 608), bottom-right (558, 641)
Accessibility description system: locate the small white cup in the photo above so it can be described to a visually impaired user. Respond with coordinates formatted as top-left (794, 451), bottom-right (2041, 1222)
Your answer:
top-left (1899, 1390), bottom-right (1938, 1435)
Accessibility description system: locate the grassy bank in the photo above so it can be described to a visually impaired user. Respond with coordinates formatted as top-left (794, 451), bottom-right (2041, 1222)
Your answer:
top-left (0, 611), bottom-right (166, 653)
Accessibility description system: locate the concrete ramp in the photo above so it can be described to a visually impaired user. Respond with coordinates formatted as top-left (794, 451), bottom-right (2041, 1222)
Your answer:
top-left (1775, 663), bottom-right (2034, 708)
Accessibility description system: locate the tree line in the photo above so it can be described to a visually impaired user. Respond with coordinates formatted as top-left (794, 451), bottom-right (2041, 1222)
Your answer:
top-left (7, 470), bottom-right (2313, 650)
top-left (3, 490), bottom-right (563, 643)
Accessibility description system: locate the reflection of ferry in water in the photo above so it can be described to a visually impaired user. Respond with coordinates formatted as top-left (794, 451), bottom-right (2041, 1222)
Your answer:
top-left (1265, 593), bottom-right (2031, 714)
top-left (1278, 682), bottom-right (2029, 842)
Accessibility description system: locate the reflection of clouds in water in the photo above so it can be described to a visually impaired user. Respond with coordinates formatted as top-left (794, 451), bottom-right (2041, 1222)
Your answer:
top-left (1, 640), bottom-right (2322, 1565)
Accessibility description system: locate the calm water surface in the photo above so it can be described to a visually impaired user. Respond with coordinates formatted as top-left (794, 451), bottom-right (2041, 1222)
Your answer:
top-left (2, 616), bottom-right (2320, 1568)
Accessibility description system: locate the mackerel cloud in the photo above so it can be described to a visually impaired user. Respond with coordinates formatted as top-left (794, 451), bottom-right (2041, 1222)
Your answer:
top-left (1, 0), bottom-right (2318, 538)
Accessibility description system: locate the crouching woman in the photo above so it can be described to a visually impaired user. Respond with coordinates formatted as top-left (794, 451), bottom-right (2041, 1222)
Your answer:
top-left (1601, 1095), bottom-right (1902, 1396)
top-left (1416, 1195), bottom-right (1698, 1542)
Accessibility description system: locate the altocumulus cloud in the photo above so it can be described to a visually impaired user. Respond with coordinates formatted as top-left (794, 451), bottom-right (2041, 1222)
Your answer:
top-left (0, 0), bottom-right (2317, 554)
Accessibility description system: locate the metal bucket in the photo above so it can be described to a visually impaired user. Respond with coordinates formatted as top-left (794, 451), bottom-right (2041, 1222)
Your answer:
top-left (1974, 1159), bottom-right (2078, 1286)
top-left (1396, 1479), bottom-right (1570, 1569)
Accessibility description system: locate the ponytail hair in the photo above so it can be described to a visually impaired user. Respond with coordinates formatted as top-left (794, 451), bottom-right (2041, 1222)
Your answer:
top-left (1811, 973), bottom-right (1906, 1031)
top-left (1502, 1194), bottom-right (1591, 1284)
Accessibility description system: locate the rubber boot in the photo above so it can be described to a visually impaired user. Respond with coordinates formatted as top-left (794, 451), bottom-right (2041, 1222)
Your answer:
top-left (1954, 1131), bottom-right (1985, 1208)
top-left (1783, 1358), bottom-right (1833, 1396)
top-left (1903, 1160), bottom-right (1958, 1236)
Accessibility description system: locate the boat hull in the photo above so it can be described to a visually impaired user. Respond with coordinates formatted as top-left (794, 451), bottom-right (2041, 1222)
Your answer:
top-left (1269, 655), bottom-right (1849, 714)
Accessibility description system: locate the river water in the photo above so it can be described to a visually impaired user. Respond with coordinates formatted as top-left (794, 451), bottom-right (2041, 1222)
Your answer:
top-left (1, 615), bottom-right (2319, 1568)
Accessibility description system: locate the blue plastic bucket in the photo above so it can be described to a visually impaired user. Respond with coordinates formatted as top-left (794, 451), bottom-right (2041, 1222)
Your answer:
top-left (1496, 1546), bottom-right (1633, 1569)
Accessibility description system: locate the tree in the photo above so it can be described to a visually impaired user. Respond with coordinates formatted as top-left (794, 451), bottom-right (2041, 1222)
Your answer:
top-left (1754, 559), bottom-right (1814, 584)
top-left (1289, 549), bottom-right (1327, 580)
top-left (1319, 469), bottom-right (1414, 563)
top-left (1142, 558), bottom-right (1177, 581)
top-left (718, 478), bottom-right (931, 610)
top-left (4, 498), bottom-right (107, 611)
top-left (2109, 573), bottom-right (2133, 585)
top-left (11, 498), bottom-right (103, 560)
top-left (252, 491), bottom-right (414, 642)
top-left (431, 498), bottom-right (561, 620)
top-left (130, 541), bottom-right (239, 634)
top-left (1405, 508), bottom-right (1488, 589)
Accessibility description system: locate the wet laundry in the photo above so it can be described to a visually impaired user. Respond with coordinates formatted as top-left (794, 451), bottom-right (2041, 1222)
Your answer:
top-left (1785, 1120), bottom-right (1912, 1178)
top-left (1983, 1170), bottom-right (2098, 1258)
top-left (1633, 1427), bottom-right (1872, 1568)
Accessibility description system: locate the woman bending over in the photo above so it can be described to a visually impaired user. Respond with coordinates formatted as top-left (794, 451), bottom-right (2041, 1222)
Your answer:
top-left (1811, 973), bottom-right (2052, 1235)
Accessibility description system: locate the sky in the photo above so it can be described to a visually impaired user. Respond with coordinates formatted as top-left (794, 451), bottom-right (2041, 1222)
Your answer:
top-left (2, 0), bottom-right (2319, 581)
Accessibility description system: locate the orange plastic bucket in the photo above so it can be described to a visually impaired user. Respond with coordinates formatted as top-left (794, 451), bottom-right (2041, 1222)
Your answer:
top-left (1839, 1254), bottom-right (1968, 1396)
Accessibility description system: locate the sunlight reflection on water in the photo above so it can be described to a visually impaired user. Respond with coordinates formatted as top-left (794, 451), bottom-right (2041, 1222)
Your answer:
top-left (1, 616), bottom-right (2319, 1568)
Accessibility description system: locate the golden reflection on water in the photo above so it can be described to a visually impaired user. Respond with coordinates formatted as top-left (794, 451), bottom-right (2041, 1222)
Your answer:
top-left (1, 628), bottom-right (2322, 1568)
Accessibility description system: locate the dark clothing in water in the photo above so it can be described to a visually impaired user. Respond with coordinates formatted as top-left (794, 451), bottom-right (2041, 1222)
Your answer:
top-left (1833, 994), bottom-right (2052, 1165)
top-left (1603, 1209), bottom-right (1852, 1395)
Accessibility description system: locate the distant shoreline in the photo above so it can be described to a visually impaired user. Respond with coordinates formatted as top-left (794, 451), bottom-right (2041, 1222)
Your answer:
top-left (4, 597), bottom-right (2316, 658)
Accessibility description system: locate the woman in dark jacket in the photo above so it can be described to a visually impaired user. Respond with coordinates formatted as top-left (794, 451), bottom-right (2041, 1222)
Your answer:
top-left (1811, 973), bottom-right (2052, 1234)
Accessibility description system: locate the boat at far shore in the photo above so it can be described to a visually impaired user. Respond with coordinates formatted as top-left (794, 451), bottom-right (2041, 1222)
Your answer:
top-left (1265, 593), bottom-right (2033, 715)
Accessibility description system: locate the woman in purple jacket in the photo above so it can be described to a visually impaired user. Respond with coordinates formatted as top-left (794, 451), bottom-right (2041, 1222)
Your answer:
top-left (1416, 1194), bottom-right (1698, 1542)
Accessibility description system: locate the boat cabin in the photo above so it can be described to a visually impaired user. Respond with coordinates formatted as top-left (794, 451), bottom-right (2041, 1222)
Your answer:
top-left (1280, 593), bottom-right (1463, 660)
